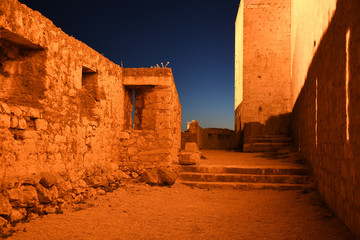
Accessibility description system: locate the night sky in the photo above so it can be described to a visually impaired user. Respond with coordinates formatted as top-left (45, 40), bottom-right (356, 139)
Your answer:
top-left (18, 0), bottom-right (240, 131)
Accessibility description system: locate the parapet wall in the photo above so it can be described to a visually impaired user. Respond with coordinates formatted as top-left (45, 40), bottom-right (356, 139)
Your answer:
top-left (0, 0), bottom-right (181, 226)
top-left (291, 0), bottom-right (360, 237)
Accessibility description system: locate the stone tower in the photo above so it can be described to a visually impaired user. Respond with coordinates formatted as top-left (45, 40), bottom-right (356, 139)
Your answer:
top-left (235, 0), bottom-right (292, 134)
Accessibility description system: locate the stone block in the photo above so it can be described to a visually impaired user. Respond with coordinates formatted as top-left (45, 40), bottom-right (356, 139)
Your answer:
top-left (23, 130), bottom-right (39, 140)
top-left (0, 114), bottom-right (10, 128)
top-left (9, 106), bottom-right (22, 117)
top-left (0, 102), bottom-right (11, 114)
top-left (185, 142), bottom-right (199, 152)
top-left (18, 118), bottom-right (27, 129)
top-left (35, 119), bottom-right (48, 131)
top-left (179, 152), bottom-right (200, 165)
top-left (27, 107), bottom-right (41, 118)
top-left (10, 116), bottom-right (18, 128)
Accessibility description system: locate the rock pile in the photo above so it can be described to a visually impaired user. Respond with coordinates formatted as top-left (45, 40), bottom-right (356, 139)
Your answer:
top-left (0, 167), bottom-right (131, 238)
top-left (140, 166), bottom-right (179, 186)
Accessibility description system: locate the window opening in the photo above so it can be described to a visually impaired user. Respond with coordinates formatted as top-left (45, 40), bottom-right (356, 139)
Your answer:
top-left (131, 89), bottom-right (135, 129)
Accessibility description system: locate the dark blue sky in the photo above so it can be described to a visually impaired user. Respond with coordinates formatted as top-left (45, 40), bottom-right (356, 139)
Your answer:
top-left (19, 0), bottom-right (240, 131)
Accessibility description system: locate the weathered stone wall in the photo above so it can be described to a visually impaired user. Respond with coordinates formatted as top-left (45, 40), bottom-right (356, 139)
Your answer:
top-left (120, 68), bottom-right (181, 169)
top-left (0, 0), bottom-right (181, 232)
top-left (291, 0), bottom-right (360, 237)
top-left (235, 0), bottom-right (292, 134)
top-left (181, 121), bottom-right (239, 150)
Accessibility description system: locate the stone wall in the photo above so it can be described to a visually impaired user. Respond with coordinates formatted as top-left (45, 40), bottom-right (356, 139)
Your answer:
top-left (234, 3), bottom-right (243, 132)
top-left (0, 0), bottom-right (181, 233)
top-left (235, 0), bottom-right (292, 134)
top-left (291, 0), bottom-right (360, 237)
top-left (120, 68), bottom-right (181, 170)
top-left (181, 121), bottom-right (240, 150)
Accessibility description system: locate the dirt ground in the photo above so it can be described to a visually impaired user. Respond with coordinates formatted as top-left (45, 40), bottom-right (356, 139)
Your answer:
top-left (8, 182), bottom-right (355, 240)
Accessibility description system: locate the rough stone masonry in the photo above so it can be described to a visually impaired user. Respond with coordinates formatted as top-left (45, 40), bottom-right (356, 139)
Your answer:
top-left (235, 0), bottom-right (360, 238)
top-left (0, 0), bottom-right (181, 235)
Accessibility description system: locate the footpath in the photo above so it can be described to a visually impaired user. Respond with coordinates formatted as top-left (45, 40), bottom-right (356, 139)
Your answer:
top-left (8, 150), bottom-right (355, 240)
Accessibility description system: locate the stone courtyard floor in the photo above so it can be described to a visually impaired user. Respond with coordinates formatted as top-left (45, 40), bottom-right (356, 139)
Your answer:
top-left (8, 151), bottom-right (355, 240)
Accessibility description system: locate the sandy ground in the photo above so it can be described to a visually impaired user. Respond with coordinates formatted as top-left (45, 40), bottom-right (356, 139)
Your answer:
top-left (7, 151), bottom-right (355, 239)
top-left (8, 182), bottom-right (355, 240)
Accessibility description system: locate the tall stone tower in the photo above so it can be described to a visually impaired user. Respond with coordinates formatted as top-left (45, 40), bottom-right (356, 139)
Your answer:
top-left (235, 0), bottom-right (292, 134)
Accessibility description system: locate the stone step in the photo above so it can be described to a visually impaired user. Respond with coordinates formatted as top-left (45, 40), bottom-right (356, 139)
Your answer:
top-left (254, 134), bottom-right (289, 138)
top-left (180, 181), bottom-right (310, 190)
top-left (251, 137), bottom-right (292, 143)
top-left (180, 166), bottom-right (309, 176)
top-left (243, 142), bottom-right (291, 152)
top-left (179, 172), bottom-right (312, 184)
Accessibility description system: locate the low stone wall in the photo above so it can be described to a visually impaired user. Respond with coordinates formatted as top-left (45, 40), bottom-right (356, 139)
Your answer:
top-left (181, 121), bottom-right (240, 150)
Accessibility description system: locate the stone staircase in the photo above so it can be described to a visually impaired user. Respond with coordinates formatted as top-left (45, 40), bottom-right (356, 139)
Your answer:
top-left (179, 165), bottom-right (313, 190)
top-left (243, 134), bottom-right (292, 152)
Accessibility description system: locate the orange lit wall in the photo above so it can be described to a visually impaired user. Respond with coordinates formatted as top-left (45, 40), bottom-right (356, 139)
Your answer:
top-left (291, 0), bottom-right (360, 237)
top-left (234, 2), bottom-right (243, 132)
top-left (236, 0), bottom-right (292, 133)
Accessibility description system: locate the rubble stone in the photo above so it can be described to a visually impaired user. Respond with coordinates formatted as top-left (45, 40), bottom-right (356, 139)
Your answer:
top-left (18, 118), bottom-right (27, 129)
top-left (140, 168), bottom-right (159, 185)
top-left (0, 114), bottom-right (10, 128)
top-left (20, 186), bottom-right (38, 207)
top-left (9, 209), bottom-right (24, 222)
top-left (22, 174), bottom-right (41, 186)
top-left (35, 119), bottom-right (48, 131)
top-left (0, 216), bottom-right (8, 227)
top-left (36, 185), bottom-right (58, 204)
top-left (0, 195), bottom-right (12, 217)
top-left (158, 166), bottom-right (178, 186)
top-left (10, 117), bottom-right (18, 128)
top-left (40, 172), bottom-right (61, 188)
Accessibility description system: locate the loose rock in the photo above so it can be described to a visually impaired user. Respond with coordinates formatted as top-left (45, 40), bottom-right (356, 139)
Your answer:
top-left (10, 209), bottom-right (24, 222)
top-left (36, 185), bottom-right (58, 204)
top-left (158, 166), bottom-right (178, 186)
top-left (0, 195), bottom-right (12, 217)
top-left (140, 168), bottom-right (159, 185)
top-left (40, 172), bottom-right (61, 188)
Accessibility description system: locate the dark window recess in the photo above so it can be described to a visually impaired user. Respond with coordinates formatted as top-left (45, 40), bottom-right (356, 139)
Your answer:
top-left (82, 67), bottom-right (99, 101)
top-left (124, 86), bottom-right (155, 131)
top-left (80, 67), bottom-right (105, 119)
top-left (0, 28), bottom-right (46, 108)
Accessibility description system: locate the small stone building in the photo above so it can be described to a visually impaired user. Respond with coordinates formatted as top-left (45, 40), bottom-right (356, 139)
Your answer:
top-left (0, 0), bottom-right (181, 185)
